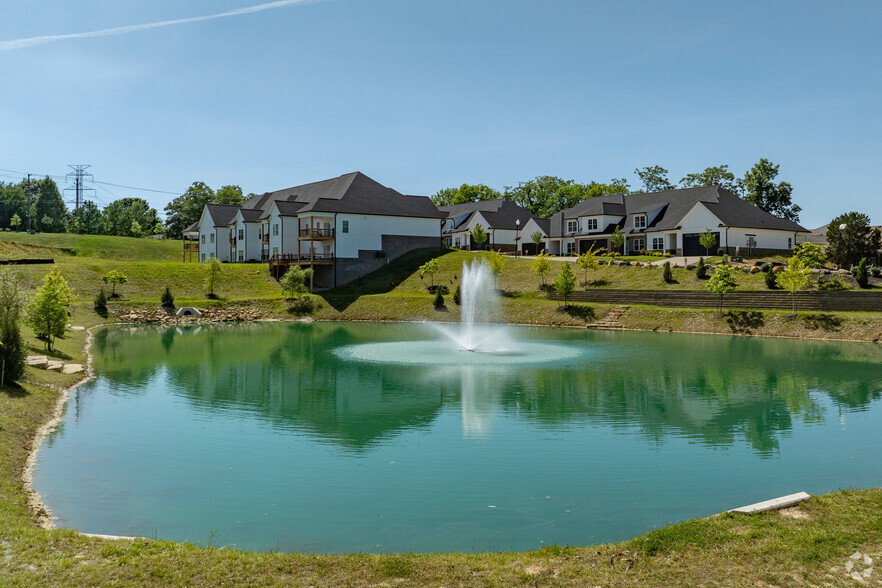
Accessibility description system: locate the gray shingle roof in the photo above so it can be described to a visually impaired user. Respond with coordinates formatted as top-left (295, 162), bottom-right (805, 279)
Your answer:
top-left (548, 187), bottom-right (807, 237)
top-left (438, 199), bottom-right (538, 232)
top-left (206, 204), bottom-right (242, 227)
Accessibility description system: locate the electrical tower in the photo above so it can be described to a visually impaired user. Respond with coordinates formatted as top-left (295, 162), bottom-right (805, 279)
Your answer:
top-left (65, 165), bottom-right (95, 234)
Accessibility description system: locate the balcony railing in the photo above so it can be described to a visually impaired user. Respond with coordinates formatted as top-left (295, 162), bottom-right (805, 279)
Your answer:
top-left (269, 252), bottom-right (335, 264)
top-left (299, 227), bottom-right (335, 239)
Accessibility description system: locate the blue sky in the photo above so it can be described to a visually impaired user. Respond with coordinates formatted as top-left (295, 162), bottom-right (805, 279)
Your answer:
top-left (1, 0), bottom-right (879, 228)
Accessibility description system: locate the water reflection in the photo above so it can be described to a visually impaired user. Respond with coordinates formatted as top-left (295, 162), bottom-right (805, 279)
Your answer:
top-left (88, 322), bottom-right (882, 457)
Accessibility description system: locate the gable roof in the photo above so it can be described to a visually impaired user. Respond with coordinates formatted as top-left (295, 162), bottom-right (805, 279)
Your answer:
top-left (549, 186), bottom-right (807, 237)
top-left (438, 199), bottom-right (538, 232)
top-left (243, 172), bottom-right (444, 220)
top-left (205, 204), bottom-right (242, 227)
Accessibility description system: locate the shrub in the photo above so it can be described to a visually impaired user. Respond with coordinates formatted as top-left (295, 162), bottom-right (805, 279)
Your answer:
top-left (662, 261), bottom-right (673, 283)
top-left (871, 266), bottom-right (882, 278)
top-left (433, 289), bottom-right (445, 308)
top-left (94, 287), bottom-right (107, 309)
top-left (452, 284), bottom-right (461, 305)
top-left (762, 264), bottom-right (777, 289)
top-left (161, 286), bottom-right (175, 308)
top-left (695, 257), bottom-right (707, 279)
top-left (717, 248), bottom-right (724, 256)
top-left (855, 257), bottom-right (869, 288)
top-left (0, 269), bottom-right (27, 385)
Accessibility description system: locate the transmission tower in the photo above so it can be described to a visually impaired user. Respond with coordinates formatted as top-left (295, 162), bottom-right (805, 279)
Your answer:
top-left (65, 165), bottom-right (95, 234)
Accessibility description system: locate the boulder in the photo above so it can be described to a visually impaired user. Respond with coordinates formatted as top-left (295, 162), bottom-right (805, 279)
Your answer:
top-left (750, 266), bottom-right (761, 274)
top-left (62, 364), bottom-right (85, 374)
top-left (772, 265), bottom-right (785, 274)
top-left (46, 360), bottom-right (64, 371)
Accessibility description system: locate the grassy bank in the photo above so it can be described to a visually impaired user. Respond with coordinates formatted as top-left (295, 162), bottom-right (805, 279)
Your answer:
top-left (2, 233), bottom-right (882, 585)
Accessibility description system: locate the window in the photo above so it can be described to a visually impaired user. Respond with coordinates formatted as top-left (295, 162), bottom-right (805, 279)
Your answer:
top-left (567, 220), bottom-right (580, 233)
top-left (238, 250), bottom-right (243, 261)
top-left (652, 237), bottom-right (664, 250)
top-left (586, 218), bottom-right (598, 231)
top-left (272, 246), bottom-right (279, 257)
top-left (632, 238), bottom-right (645, 251)
top-left (201, 253), bottom-right (205, 262)
top-left (238, 229), bottom-right (244, 240)
top-left (209, 252), bottom-right (215, 258)
top-left (273, 223), bottom-right (279, 236)
top-left (566, 242), bottom-right (576, 254)
top-left (342, 220), bottom-right (349, 233)
top-left (201, 234), bottom-right (205, 244)
top-left (210, 233), bottom-right (215, 244)
top-left (633, 215), bottom-right (647, 230)
top-left (443, 236), bottom-right (452, 247)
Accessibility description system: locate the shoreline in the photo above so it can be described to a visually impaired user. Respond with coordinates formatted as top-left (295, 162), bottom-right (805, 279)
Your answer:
top-left (21, 311), bottom-right (880, 539)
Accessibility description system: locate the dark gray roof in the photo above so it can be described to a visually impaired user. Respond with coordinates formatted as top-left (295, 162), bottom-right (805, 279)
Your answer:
top-left (206, 204), bottom-right (242, 227)
top-left (244, 172), bottom-right (443, 220)
top-left (549, 186), bottom-right (807, 237)
top-left (438, 199), bottom-right (538, 232)
top-left (182, 221), bottom-right (199, 234)
top-left (238, 208), bottom-right (263, 222)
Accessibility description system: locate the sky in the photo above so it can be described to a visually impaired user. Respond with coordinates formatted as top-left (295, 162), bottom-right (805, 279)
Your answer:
top-left (1, 0), bottom-right (880, 229)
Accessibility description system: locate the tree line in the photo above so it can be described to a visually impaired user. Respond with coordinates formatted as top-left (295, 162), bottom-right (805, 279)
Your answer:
top-left (432, 159), bottom-right (800, 221)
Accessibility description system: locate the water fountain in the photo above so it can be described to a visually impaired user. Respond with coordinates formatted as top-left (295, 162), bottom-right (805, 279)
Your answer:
top-left (334, 260), bottom-right (583, 366)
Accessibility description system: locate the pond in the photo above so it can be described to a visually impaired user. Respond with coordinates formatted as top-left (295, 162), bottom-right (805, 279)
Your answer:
top-left (32, 322), bottom-right (882, 554)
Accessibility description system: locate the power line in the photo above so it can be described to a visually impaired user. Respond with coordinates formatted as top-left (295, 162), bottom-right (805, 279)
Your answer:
top-left (65, 164), bottom-right (95, 234)
top-left (92, 180), bottom-right (180, 195)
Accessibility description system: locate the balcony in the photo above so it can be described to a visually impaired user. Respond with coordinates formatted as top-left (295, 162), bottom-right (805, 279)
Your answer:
top-left (299, 227), bottom-right (335, 240)
top-left (269, 252), bottom-right (335, 278)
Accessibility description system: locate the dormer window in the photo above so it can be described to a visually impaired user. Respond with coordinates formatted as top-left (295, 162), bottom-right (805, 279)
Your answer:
top-left (586, 218), bottom-right (598, 231)
top-left (633, 215), bottom-right (647, 230)
top-left (567, 220), bottom-right (580, 233)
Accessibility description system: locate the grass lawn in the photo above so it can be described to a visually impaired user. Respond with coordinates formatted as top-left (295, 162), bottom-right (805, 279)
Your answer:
top-left (1, 234), bottom-right (882, 585)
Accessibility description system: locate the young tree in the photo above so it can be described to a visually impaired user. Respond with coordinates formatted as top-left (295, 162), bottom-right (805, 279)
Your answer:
top-left (662, 261), bottom-right (674, 283)
top-left (794, 242), bottom-right (827, 268)
top-left (854, 257), bottom-right (869, 289)
top-left (161, 286), bottom-right (175, 308)
top-left (279, 266), bottom-right (314, 301)
top-left (695, 257), bottom-right (708, 279)
top-left (531, 231), bottom-right (544, 253)
top-left (635, 165), bottom-right (674, 193)
top-left (102, 270), bottom-right (128, 297)
top-left (777, 256), bottom-right (811, 315)
top-left (553, 262), bottom-right (576, 307)
top-left (486, 249), bottom-right (507, 288)
top-left (610, 226), bottom-right (624, 254)
top-left (531, 250), bottom-right (552, 287)
top-left (0, 269), bottom-right (27, 385)
top-left (742, 159), bottom-right (800, 221)
top-left (9, 213), bottom-right (21, 231)
top-left (577, 244), bottom-right (599, 283)
top-left (825, 212), bottom-right (881, 268)
top-left (470, 223), bottom-right (488, 250)
top-left (706, 264), bottom-right (738, 315)
top-left (419, 258), bottom-right (440, 288)
top-left (26, 266), bottom-right (73, 351)
top-left (205, 257), bottom-right (222, 297)
top-left (699, 229), bottom-right (717, 257)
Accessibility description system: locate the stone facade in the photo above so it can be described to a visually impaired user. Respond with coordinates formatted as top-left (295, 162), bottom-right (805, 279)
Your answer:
top-left (333, 234), bottom-right (441, 287)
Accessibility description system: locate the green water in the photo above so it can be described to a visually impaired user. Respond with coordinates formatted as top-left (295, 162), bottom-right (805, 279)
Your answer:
top-left (33, 322), bottom-right (882, 553)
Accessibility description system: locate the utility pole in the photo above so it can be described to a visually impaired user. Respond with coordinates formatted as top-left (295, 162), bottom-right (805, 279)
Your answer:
top-left (24, 174), bottom-right (33, 233)
top-left (65, 165), bottom-right (94, 234)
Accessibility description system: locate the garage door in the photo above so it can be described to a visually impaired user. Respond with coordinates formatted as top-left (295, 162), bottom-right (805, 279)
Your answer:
top-left (579, 239), bottom-right (607, 254)
top-left (682, 232), bottom-right (720, 257)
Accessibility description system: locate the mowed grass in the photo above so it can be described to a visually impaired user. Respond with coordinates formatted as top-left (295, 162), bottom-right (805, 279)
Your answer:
top-left (0, 232), bottom-right (185, 261)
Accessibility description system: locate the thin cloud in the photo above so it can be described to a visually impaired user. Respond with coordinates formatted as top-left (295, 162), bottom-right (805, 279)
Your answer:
top-left (0, 0), bottom-right (320, 51)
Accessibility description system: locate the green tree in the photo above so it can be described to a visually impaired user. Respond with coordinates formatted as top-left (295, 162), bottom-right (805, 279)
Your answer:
top-left (679, 164), bottom-right (740, 193)
top-left (577, 244), bottom-right (599, 284)
top-left (699, 228), bottom-right (717, 256)
top-left (706, 264), bottom-right (738, 315)
top-left (610, 226), bottom-right (624, 254)
top-left (26, 266), bottom-right (73, 351)
top-left (75, 200), bottom-right (103, 234)
top-left (0, 182), bottom-right (28, 230)
top-left (742, 159), bottom-right (800, 221)
top-left (431, 184), bottom-right (502, 206)
top-left (854, 257), bottom-right (869, 289)
top-left (635, 165), bottom-right (674, 193)
top-left (161, 286), bottom-right (175, 308)
top-left (0, 269), bottom-right (27, 385)
top-left (777, 256), bottom-right (811, 315)
top-left (279, 266), bottom-right (314, 300)
top-left (662, 261), bottom-right (674, 283)
top-left (419, 258), bottom-right (440, 287)
top-left (486, 249), bottom-right (507, 289)
top-left (794, 242), bottom-right (827, 268)
top-left (531, 250), bottom-right (552, 287)
top-left (102, 197), bottom-right (161, 237)
top-left (205, 257), bottom-right (222, 297)
top-left (530, 231), bottom-right (544, 253)
top-left (164, 181), bottom-right (216, 238)
top-left (9, 213), bottom-right (21, 231)
top-left (695, 257), bottom-right (707, 279)
top-left (553, 262), bottom-right (576, 307)
top-left (825, 212), bottom-right (881, 268)
top-left (33, 177), bottom-right (67, 232)
top-left (471, 223), bottom-right (488, 250)
top-left (102, 270), bottom-right (128, 297)
top-left (504, 176), bottom-right (585, 218)
top-left (215, 185), bottom-right (245, 205)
